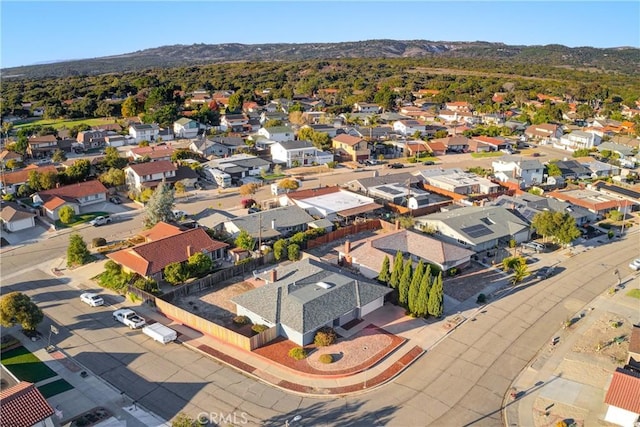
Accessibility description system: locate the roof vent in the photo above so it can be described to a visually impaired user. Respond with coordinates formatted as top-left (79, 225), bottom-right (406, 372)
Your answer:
top-left (316, 282), bottom-right (333, 289)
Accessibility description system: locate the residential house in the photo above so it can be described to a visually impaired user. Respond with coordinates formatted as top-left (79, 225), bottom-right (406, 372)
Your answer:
top-left (603, 367), bottom-right (640, 427)
top-left (553, 160), bottom-right (592, 180)
top-left (259, 111), bottom-right (288, 124)
top-left (0, 381), bottom-right (56, 427)
top-left (438, 110), bottom-right (477, 125)
top-left (26, 135), bottom-right (58, 158)
top-left (445, 101), bottom-right (472, 112)
top-left (430, 136), bottom-right (470, 153)
top-left (302, 124), bottom-right (338, 138)
top-left (557, 130), bottom-right (601, 151)
top-left (33, 180), bottom-right (108, 220)
top-left (173, 118), bottom-right (201, 139)
top-left (125, 160), bottom-right (177, 192)
top-left (488, 193), bottom-right (596, 227)
top-left (280, 185), bottom-right (383, 222)
top-left (270, 140), bottom-right (333, 168)
top-left (158, 127), bottom-right (175, 142)
top-left (336, 229), bottom-right (475, 279)
top-left (393, 119), bottom-right (427, 136)
top-left (425, 139), bottom-right (447, 156)
top-left (0, 201), bottom-right (37, 232)
top-left (186, 90), bottom-right (212, 107)
top-left (300, 111), bottom-right (327, 125)
top-left (127, 145), bottom-right (175, 162)
top-left (548, 188), bottom-right (635, 217)
top-left (353, 102), bottom-right (381, 113)
top-left (592, 183), bottom-right (640, 211)
top-left (469, 136), bottom-right (511, 153)
top-left (345, 172), bottom-right (421, 194)
top-left (257, 126), bottom-right (294, 142)
top-left (0, 164), bottom-right (58, 195)
top-left (105, 134), bottom-right (134, 147)
top-left (221, 114), bottom-right (249, 133)
top-left (203, 154), bottom-right (271, 184)
top-left (405, 141), bottom-right (430, 157)
top-left (231, 258), bottom-right (392, 346)
top-left (481, 113), bottom-right (506, 126)
top-left (129, 124), bottom-right (160, 143)
top-left (222, 205), bottom-right (317, 241)
top-left (414, 206), bottom-right (531, 252)
top-left (582, 160), bottom-right (620, 179)
top-left (0, 150), bottom-right (23, 169)
top-left (415, 168), bottom-right (501, 196)
top-left (492, 157), bottom-right (544, 187)
top-left (76, 130), bottom-right (109, 150)
top-left (525, 123), bottom-right (563, 143)
top-left (597, 141), bottom-right (637, 167)
top-left (108, 225), bottom-right (228, 280)
top-left (332, 134), bottom-right (369, 162)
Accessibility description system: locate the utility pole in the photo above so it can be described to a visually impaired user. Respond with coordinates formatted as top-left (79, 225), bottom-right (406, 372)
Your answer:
top-left (258, 212), bottom-right (262, 253)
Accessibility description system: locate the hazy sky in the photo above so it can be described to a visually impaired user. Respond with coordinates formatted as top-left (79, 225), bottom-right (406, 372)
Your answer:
top-left (1, 1), bottom-right (639, 68)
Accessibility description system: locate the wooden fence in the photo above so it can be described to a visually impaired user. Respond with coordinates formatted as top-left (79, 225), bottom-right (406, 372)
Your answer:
top-left (306, 219), bottom-right (382, 249)
top-left (155, 298), bottom-right (278, 350)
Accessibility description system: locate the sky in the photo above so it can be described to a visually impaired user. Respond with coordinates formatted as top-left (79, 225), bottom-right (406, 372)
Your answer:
top-left (1, 1), bottom-right (639, 68)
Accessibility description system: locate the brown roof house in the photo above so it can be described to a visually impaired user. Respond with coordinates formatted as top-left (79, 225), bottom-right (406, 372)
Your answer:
top-left (32, 180), bottom-right (108, 220)
top-left (0, 201), bottom-right (37, 232)
top-left (332, 134), bottom-right (369, 162)
top-left (26, 134), bottom-right (58, 158)
top-left (0, 164), bottom-right (57, 195)
top-left (0, 381), bottom-right (56, 427)
top-left (603, 367), bottom-right (640, 427)
top-left (108, 224), bottom-right (228, 280)
top-left (335, 228), bottom-right (475, 279)
top-left (124, 160), bottom-right (178, 193)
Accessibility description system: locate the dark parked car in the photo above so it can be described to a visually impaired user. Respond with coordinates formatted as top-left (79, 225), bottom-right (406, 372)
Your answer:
top-left (422, 160), bottom-right (435, 165)
top-left (109, 196), bottom-right (122, 204)
top-left (536, 266), bottom-right (556, 280)
top-left (387, 163), bottom-right (404, 169)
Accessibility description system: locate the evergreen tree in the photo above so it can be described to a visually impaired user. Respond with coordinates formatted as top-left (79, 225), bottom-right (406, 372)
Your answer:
top-left (67, 233), bottom-right (91, 267)
top-left (389, 250), bottom-right (404, 289)
top-left (398, 259), bottom-right (413, 307)
top-left (143, 182), bottom-right (175, 228)
top-left (428, 272), bottom-right (444, 318)
top-left (416, 265), bottom-right (432, 318)
top-left (377, 255), bottom-right (390, 284)
top-left (408, 260), bottom-right (424, 315)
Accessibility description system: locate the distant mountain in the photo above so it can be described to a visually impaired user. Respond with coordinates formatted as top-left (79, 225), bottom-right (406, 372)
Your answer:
top-left (2, 39), bottom-right (638, 79)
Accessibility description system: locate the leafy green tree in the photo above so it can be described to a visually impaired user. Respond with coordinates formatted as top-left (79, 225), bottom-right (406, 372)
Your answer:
top-left (103, 146), bottom-right (128, 169)
top-left (99, 168), bottom-right (125, 187)
top-left (52, 149), bottom-right (67, 162)
top-left (532, 211), bottom-right (581, 245)
top-left (164, 262), bottom-right (190, 285)
top-left (16, 184), bottom-right (31, 198)
top-left (287, 243), bottom-right (301, 261)
top-left (138, 188), bottom-right (154, 203)
top-left (28, 171), bottom-right (42, 191)
top-left (398, 259), bottom-right (413, 307)
top-left (171, 412), bottom-right (198, 427)
top-left (427, 272), bottom-right (444, 318)
top-left (174, 181), bottom-right (186, 196)
top-left (415, 265), bottom-right (432, 318)
top-left (239, 183), bottom-right (259, 197)
top-left (278, 179), bottom-right (300, 192)
top-left (5, 159), bottom-right (21, 170)
top-left (235, 229), bottom-right (256, 251)
top-left (273, 239), bottom-right (288, 261)
top-left (143, 182), bottom-right (175, 228)
top-left (0, 292), bottom-right (44, 332)
top-left (546, 162), bottom-right (562, 177)
top-left (264, 119), bottom-right (284, 128)
top-left (377, 255), bottom-right (390, 284)
top-left (58, 205), bottom-right (75, 224)
top-left (95, 100), bottom-right (114, 118)
top-left (389, 251), bottom-right (404, 289)
top-left (408, 260), bottom-right (424, 315)
top-left (187, 252), bottom-right (213, 276)
top-left (39, 171), bottom-right (58, 190)
top-left (67, 233), bottom-right (91, 267)
top-left (227, 92), bottom-right (244, 113)
top-left (511, 262), bottom-right (530, 286)
top-left (65, 159), bottom-right (91, 182)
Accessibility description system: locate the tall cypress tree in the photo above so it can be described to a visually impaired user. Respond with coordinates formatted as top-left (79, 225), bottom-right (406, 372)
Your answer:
top-left (399, 259), bottom-right (413, 307)
top-left (416, 265), bottom-right (432, 318)
top-left (389, 250), bottom-right (404, 289)
top-left (408, 260), bottom-right (424, 315)
top-left (378, 255), bottom-right (391, 285)
top-left (428, 272), bottom-right (444, 318)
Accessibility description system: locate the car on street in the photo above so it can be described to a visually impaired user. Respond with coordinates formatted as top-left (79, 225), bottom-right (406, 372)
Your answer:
top-left (422, 160), bottom-right (435, 165)
top-left (387, 163), bottom-right (404, 169)
top-left (365, 159), bottom-right (378, 166)
top-left (629, 258), bottom-right (640, 271)
top-left (80, 292), bottom-right (104, 307)
top-left (90, 215), bottom-right (112, 226)
top-left (536, 266), bottom-right (556, 280)
top-left (109, 196), bottom-right (122, 204)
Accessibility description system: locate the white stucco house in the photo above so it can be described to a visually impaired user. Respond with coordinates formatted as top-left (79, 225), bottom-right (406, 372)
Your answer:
top-left (125, 160), bottom-right (177, 192)
top-left (393, 119), bottom-right (427, 136)
top-left (270, 140), bottom-right (333, 168)
top-left (129, 124), bottom-right (160, 143)
top-left (557, 130), bottom-right (602, 151)
top-left (257, 126), bottom-right (295, 142)
top-left (173, 118), bottom-right (201, 139)
top-left (492, 157), bottom-right (544, 187)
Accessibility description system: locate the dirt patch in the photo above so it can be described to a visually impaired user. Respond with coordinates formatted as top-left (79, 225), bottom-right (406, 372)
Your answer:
top-left (173, 280), bottom-right (256, 326)
top-left (443, 262), bottom-right (506, 302)
top-left (570, 312), bottom-right (630, 366)
top-left (253, 325), bottom-right (405, 376)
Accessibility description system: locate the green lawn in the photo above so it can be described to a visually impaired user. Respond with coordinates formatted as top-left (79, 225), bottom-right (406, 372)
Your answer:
top-left (38, 379), bottom-right (74, 398)
top-left (55, 211), bottom-right (110, 229)
top-left (626, 289), bottom-right (640, 299)
top-left (0, 346), bottom-right (57, 383)
top-left (13, 117), bottom-right (117, 130)
top-left (471, 151), bottom-right (505, 158)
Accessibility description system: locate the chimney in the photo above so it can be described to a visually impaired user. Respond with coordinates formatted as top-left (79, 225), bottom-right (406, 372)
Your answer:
top-left (269, 269), bottom-right (277, 283)
top-left (344, 240), bottom-right (351, 254)
top-left (186, 245), bottom-right (193, 258)
top-left (395, 219), bottom-right (400, 230)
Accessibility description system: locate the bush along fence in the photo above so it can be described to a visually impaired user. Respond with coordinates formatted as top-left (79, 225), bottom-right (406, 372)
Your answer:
top-left (306, 219), bottom-right (382, 249)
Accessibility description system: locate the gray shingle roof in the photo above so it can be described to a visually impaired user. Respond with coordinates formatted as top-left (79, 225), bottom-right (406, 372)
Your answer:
top-left (278, 140), bottom-right (315, 150)
top-left (226, 205), bottom-right (315, 239)
top-left (231, 258), bottom-right (391, 334)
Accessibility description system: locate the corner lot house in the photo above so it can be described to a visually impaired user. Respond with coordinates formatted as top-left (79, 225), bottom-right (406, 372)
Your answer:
top-left (223, 205), bottom-right (316, 241)
top-left (231, 258), bottom-right (392, 346)
top-left (0, 202), bottom-right (37, 232)
top-left (33, 180), bottom-right (108, 220)
top-left (603, 367), bottom-right (640, 427)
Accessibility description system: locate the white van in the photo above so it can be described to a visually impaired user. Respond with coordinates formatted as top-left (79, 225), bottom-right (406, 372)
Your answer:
top-left (523, 242), bottom-right (545, 252)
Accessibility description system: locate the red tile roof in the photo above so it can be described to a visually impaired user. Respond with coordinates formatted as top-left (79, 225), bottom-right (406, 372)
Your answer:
top-left (38, 180), bottom-right (107, 200)
top-left (138, 221), bottom-right (183, 242)
top-left (0, 165), bottom-right (57, 186)
top-left (126, 160), bottom-right (177, 176)
top-left (108, 228), bottom-right (228, 276)
top-left (332, 134), bottom-right (363, 146)
top-left (43, 196), bottom-right (68, 211)
top-left (605, 368), bottom-right (640, 413)
top-left (285, 185), bottom-right (341, 200)
top-left (0, 382), bottom-right (54, 427)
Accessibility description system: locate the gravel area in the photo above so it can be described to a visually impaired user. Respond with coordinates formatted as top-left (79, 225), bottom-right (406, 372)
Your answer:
top-left (174, 280), bottom-right (256, 325)
top-left (443, 262), bottom-right (506, 302)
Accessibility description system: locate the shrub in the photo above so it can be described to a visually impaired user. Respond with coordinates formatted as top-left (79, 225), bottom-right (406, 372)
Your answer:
top-left (92, 237), bottom-right (107, 248)
top-left (233, 315), bottom-right (250, 325)
top-left (476, 293), bottom-right (487, 304)
top-left (448, 267), bottom-right (458, 276)
top-left (318, 354), bottom-right (333, 364)
top-left (251, 324), bottom-right (269, 333)
top-left (607, 230), bottom-right (614, 239)
top-left (314, 326), bottom-right (337, 347)
top-left (288, 347), bottom-right (307, 360)
top-left (287, 243), bottom-right (301, 261)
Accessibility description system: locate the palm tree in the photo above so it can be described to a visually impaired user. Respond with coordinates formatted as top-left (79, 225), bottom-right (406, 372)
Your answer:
top-left (511, 263), bottom-right (530, 286)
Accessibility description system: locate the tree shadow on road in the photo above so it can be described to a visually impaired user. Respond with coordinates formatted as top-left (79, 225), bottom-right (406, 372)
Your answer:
top-left (261, 401), bottom-right (399, 427)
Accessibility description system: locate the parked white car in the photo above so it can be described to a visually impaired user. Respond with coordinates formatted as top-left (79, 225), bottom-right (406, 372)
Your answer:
top-left (80, 292), bottom-right (104, 307)
top-left (629, 259), bottom-right (640, 271)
